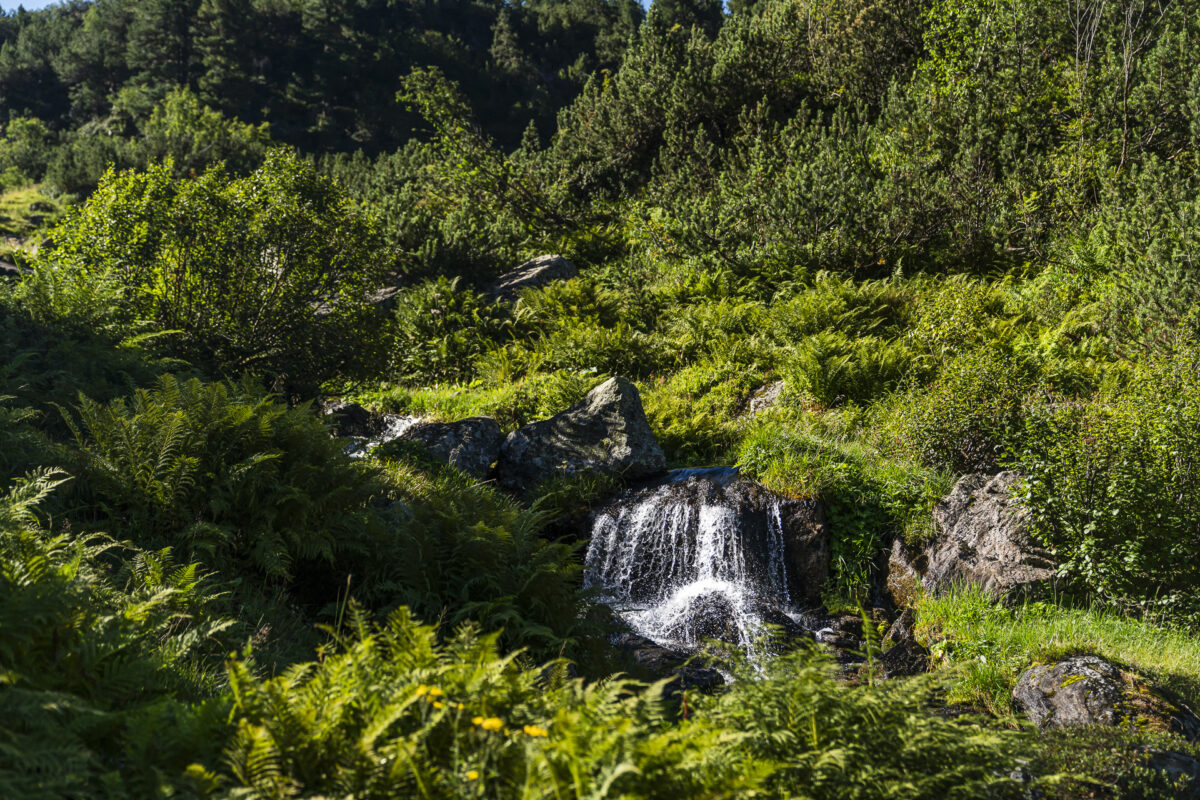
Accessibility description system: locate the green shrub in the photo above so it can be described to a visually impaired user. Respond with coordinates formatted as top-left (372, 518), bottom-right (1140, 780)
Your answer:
top-left (886, 348), bottom-right (1033, 473)
top-left (203, 607), bottom-right (755, 799)
top-left (738, 421), bottom-right (948, 600)
top-left (0, 468), bottom-right (231, 797)
top-left (63, 374), bottom-right (381, 583)
top-left (391, 276), bottom-right (512, 384)
top-left (358, 370), bottom-right (599, 431)
top-left (482, 318), bottom-right (668, 380)
top-left (702, 648), bottom-right (1024, 800)
top-left (33, 152), bottom-right (389, 392)
top-left (1018, 345), bottom-right (1200, 616)
top-left (917, 586), bottom-right (1200, 719)
top-left (641, 362), bottom-right (753, 465)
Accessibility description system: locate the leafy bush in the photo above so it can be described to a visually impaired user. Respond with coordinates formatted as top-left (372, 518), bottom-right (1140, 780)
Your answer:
top-left (203, 607), bottom-right (754, 799)
top-left (64, 374), bottom-right (381, 583)
top-left (702, 648), bottom-right (1023, 800)
top-left (1018, 345), bottom-right (1200, 616)
top-left (391, 276), bottom-right (511, 384)
top-left (885, 348), bottom-right (1034, 473)
top-left (201, 606), bottom-right (1040, 800)
top-left (738, 421), bottom-right (948, 599)
top-left (641, 362), bottom-right (752, 464)
top-left (33, 152), bottom-right (389, 392)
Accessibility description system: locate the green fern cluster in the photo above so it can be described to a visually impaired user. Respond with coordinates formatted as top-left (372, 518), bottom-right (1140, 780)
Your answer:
top-left (63, 374), bottom-right (381, 582)
top-left (0, 469), bottom-right (231, 798)
top-left (363, 461), bottom-right (586, 660)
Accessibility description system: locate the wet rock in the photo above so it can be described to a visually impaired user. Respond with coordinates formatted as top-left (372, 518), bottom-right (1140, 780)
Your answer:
top-left (879, 609), bottom-right (928, 678)
top-left (497, 376), bottom-right (665, 493)
top-left (397, 417), bottom-right (503, 479)
top-left (323, 401), bottom-right (380, 438)
top-left (1014, 655), bottom-right (1200, 738)
top-left (28, 201), bottom-right (54, 213)
top-left (747, 380), bottom-right (784, 415)
top-left (486, 254), bottom-right (578, 303)
top-left (611, 633), bottom-right (724, 694)
top-left (588, 469), bottom-right (829, 609)
top-left (887, 471), bottom-right (1057, 607)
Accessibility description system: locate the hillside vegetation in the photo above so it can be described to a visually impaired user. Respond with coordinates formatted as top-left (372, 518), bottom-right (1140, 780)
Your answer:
top-left (3, 0), bottom-right (1200, 797)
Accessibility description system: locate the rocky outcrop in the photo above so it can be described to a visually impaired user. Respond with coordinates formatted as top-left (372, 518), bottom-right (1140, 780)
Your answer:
top-left (396, 417), bottom-right (504, 479)
top-left (1014, 655), bottom-right (1200, 739)
top-left (497, 376), bottom-right (665, 493)
top-left (887, 472), bottom-right (1057, 606)
top-left (486, 254), bottom-right (578, 303)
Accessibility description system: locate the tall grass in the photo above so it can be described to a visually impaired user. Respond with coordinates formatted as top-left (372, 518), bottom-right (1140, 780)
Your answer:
top-left (917, 586), bottom-right (1200, 719)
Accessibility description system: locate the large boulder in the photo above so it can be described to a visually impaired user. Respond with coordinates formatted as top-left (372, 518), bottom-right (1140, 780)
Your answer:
top-left (496, 377), bottom-right (665, 492)
top-left (1014, 655), bottom-right (1200, 739)
top-left (887, 471), bottom-right (1057, 606)
top-left (323, 401), bottom-right (379, 439)
top-left (395, 417), bottom-right (504, 479)
top-left (486, 254), bottom-right (578, 303)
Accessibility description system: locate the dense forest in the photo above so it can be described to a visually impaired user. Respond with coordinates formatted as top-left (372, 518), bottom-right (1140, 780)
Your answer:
top-left (5, 0), bottom-right (1200, 797)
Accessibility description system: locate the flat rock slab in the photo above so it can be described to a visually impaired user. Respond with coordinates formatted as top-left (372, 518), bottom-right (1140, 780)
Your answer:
top-left (1014, 654), bottom-right (1200, 739)
top-left (486, 254), bottom-right (578, 303)
top-left (496, 376), bottom-right (665, 493)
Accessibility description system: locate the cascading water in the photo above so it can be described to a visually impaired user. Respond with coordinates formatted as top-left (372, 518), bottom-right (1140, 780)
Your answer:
top-left (585, 468), bottom-right (824, 654)
top-left (345, 414), bottom-right (422, 458)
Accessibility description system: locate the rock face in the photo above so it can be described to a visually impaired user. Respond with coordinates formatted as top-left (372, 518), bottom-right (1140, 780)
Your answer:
top-left (879, 609), bottom-right (928, 679)
top-left (397, 417), bottom-right (504, 479)
top-left (486, 254), bottom-right (578, 303)
top-left (1014, 655), bottom-right (1200, 739)
top-left (496, 376), bottom-right (665, 493)
top-left (888, 471), bottom-right (1057, 606)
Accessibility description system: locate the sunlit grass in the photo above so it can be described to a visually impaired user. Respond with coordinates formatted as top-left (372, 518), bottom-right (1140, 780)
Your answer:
top-left (917, 585), bottom-right (1200, 720)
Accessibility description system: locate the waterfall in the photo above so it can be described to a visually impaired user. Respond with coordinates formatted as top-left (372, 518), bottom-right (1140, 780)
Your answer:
top-left (345, 414), bottom-right (421, 457)
top-left (585, 468), bottom-right (813, 654)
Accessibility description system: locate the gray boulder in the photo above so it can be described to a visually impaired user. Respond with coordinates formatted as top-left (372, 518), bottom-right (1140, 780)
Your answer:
top-left (1014, 655), bottom-right (1200, 739)
top-left (496, 377), bottom-right (665, 492)
top-left (396, 417), bottom-right (504, 479)
top-left (486, 254), bottom-right (578, 302)
top-left (746, 380), bottom-right (784, 415)
top-left (888, 471), bottom-right (1057, 606)
top-left (323, 401), bottom-right (381, 439)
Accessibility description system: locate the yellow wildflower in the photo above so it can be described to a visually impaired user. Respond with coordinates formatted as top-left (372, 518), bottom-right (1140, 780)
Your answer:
top-left (480, 717), bottom-right (504, 732)
top-left (429, 687), bottom-right (444, 697)
top-left (433, 701), bottom-right (445, 709)
top-left (523, 724), bottom-right (549, 738)
top-left (466, 771), bottom-right (480, 781)
top-left (471, 716), bottom-right (484, 726)
top-left (415, 685), bottom-right (429, 696)
top-left (456, 703), bottom-right (464, 710)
